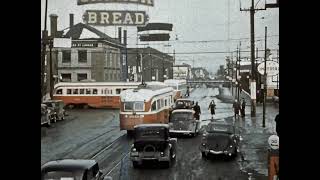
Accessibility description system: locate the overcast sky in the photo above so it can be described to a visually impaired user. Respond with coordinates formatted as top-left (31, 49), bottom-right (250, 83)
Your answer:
top-left (41, 0), bottom-right (279, 74)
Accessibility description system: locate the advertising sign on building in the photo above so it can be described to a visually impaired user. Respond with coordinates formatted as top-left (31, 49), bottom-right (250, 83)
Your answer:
top-left (257, 61), bottom-right (279, 76)
top-left (83, 10), bottom-right (148, 26)
top-left (77, 0), bottom-right (154, 6)
top-left (53, 38), bottom-right (72, 48)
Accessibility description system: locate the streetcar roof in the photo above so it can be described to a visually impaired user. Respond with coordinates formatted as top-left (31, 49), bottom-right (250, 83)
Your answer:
top-left (120, 85), bottom-right (173, 102)
top-left (54, 82), bottom-right (141, 89)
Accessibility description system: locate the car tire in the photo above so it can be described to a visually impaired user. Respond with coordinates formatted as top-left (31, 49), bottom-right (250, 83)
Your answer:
top-left (132, 161), bottom-right (139, 169)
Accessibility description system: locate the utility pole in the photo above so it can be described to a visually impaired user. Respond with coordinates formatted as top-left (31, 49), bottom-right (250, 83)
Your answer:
top-left (238, 42), bottom-right (241, 102)
top-left (49, 40), bottom-right (53, 99)
top-left (41, 0), bottom-right (48, 102)
top-left (263, 26), bottom-right (267, 128)
top-left (235, 46), bottom-right (238, 100)
top-left (240, 0), bottom-right (265, 117)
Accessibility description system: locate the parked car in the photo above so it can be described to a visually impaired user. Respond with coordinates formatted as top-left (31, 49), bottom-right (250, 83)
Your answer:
top-left (169, 109), bottom-right (200, 136)
top-left (43, 100), bottom-right (66, 121)
top-left (200, 122), bottom-right (240, 159)
top-left (41, 159), bottom-right (111, 180)
top-left (41, 104), bottom-right (51, 127)
top-left (130, 124), bottom-right (177, 168)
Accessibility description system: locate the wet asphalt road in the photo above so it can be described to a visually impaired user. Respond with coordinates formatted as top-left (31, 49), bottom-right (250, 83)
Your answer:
top-left (41, 87), bottom-right (278, 180)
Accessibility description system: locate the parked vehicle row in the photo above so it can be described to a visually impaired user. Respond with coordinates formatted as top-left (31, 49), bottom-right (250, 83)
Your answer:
top-left (41, 100), bottom-right (66, 127)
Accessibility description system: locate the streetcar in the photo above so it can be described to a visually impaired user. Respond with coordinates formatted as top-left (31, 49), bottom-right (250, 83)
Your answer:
top-left (119, 82), bottom-right (174, 134)
top-left (164, 79), bottom-right (188, 101)
top-left (53, 82), bottom-right (140, 109)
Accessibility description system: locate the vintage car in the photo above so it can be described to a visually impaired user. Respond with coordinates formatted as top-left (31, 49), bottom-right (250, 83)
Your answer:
top-left (41, 159), bottom-right (111, 180)
top-left (41, 104), bottom-right (51, 127)
top-left (200, 122), bottom-right (240, 159)
top-left (172, 98), bottom-right (194, 110)
top-left (169, 109), bottom-right (200, 136)
top-left (43, 100), bottom-right (66, 122)
top-left (130, 124), bottom-right (177, 168)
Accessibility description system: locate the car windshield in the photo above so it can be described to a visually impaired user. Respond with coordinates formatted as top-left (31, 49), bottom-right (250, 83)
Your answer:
top-left (135, 128), bottom-right (166, 140)
top-left (43, 171), bottom-right (83, 180)
top-left (171, 112), bottom-right (193, 121)
top-left (205, 124), bottom-right (233, 134)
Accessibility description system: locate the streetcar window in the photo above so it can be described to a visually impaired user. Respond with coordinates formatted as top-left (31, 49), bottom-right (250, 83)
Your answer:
top-left (86, 89), bottom-right (91, 94)
top-left (160, 99), bottom-right (164, 108)
top-left (165, 99), bottom-right (168, 106)
top-left (55, 89), bottom-right (63, 94)
top-left (157, 99), bottom-right (161, 109)
top-left (151, 101), bottom-right (157, 111)
top-left (93, 89), bottom-right (97, 94)
top-left (80, 89), bottom-right (84, 94)
top-left (134, 102), bottom-right (144, 111)
top-left (67, 89), bottom-right (72, 95)
top-left (116, 89), bottom-right (121, 94)
top-left (73, 89), bottom-right (78, 94)
top-left (124, 102), bottom-right (134, 111)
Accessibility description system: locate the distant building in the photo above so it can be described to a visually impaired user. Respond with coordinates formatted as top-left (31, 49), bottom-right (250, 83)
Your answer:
top-left (47, 14), bottom-right (125, 83)
top-left (126, 47), bottom-right (174, 82)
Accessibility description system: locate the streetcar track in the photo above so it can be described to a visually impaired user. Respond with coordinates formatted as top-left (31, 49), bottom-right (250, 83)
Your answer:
top-left (90, 133), bottom-right (125, 159)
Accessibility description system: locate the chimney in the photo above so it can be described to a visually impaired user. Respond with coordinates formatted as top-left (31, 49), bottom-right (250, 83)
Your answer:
top-left (50, 14), bottom-right (58, 38)
top-left (69, 14), bottom-right (74, 28)
top-left (118, 27), bottom-right (122, 44)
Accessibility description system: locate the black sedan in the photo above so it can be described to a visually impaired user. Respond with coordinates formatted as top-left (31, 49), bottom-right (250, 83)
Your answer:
top-left (41, 159), bottom-right (110, 180)
top-left (199, 122), bottom-right (240, 159)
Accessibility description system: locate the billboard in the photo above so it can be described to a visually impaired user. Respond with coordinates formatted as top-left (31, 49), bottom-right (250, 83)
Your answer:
top-left (139, 33), bottom-right (170, 41)
top-left (137, 23), bottom-right (173, 32)
top-left (77, 0), bottom-right (154, 6)
top-left (173, 66), bottom-right (189, 79)
top-left (83, 10), bottom-right (148, 26)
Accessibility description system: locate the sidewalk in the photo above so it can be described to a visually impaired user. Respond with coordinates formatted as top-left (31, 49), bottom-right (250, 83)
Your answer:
top-left (218, 87), bottom-right (279, 179)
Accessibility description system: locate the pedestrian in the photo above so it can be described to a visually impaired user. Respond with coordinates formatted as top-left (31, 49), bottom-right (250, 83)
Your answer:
top-left (208, 100), bottom-right (216, 119)
top-left (232, 100), bottom-right (241, 118)
top-left (186, 86), bottom-right (190, 97)
top-left (275, 114), bottom-right (279, 137)
top-left (241, 98), bottom-right (246, 117)
top-left (193, 101), bottom-right (201, 120)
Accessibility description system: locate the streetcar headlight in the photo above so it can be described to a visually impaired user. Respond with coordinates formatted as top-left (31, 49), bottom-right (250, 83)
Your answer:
top-left (125, 115), bottom-right (128, 118)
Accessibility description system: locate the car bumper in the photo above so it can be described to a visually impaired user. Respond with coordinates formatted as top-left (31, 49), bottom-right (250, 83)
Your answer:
top-left (200, 146), bottom-right (234, 156)
top-left (130, 153), bottom-right (170, 163)
top-left (169, 130), bottom-right (194, 135)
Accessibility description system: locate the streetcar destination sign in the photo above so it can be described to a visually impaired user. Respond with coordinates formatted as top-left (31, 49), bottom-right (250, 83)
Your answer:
top-left (77, 0), bottom-right (154, 6)
top-left (83, 10), bottom-right (148, 26)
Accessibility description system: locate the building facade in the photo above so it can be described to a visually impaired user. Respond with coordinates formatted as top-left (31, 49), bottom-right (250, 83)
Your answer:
top-left (126, 47), bottom-right (174, 82)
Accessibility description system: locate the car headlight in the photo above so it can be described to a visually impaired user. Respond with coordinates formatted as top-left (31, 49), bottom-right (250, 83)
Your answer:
top-left (160, 152), bottom-right (164, 156)
top-left (132, 148), bottom-right (136, 152)
top-left (202, 143), bottom-right (206, 146)
top-left (230, 145), bottom-right (233, 148)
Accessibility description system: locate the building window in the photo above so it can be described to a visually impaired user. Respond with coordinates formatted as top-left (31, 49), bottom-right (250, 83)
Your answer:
top-left (61, 73), bottom-right (71, 82)
top-left (62, 50), bottom-right (71, 63)
top-left (78, 50), bottom-right (87, 63)
top-left (77, 73), bottom-right (87, 81)
top-left (116, 89), bottom-right (121, 94)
